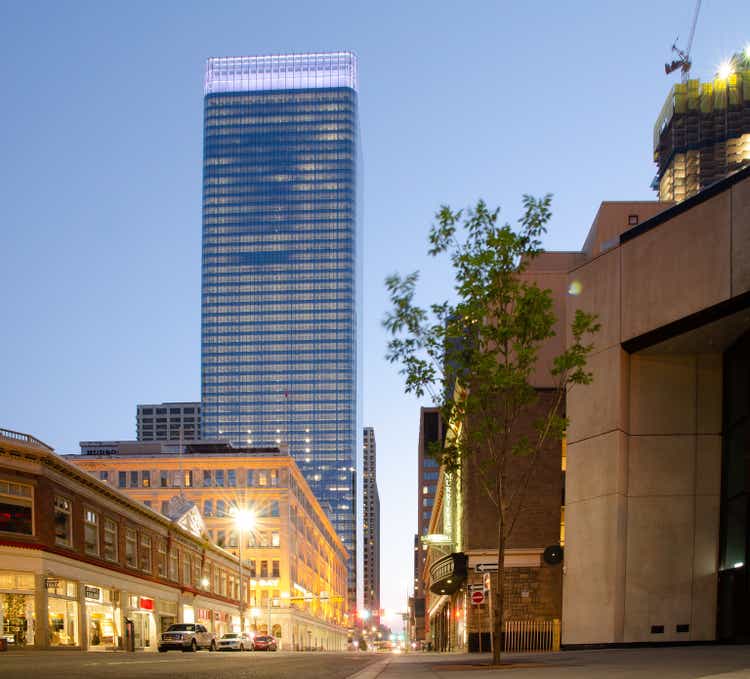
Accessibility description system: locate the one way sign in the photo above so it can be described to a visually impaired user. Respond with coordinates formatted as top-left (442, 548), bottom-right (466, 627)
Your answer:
top-left (474, 563), bottom-right (498, 573)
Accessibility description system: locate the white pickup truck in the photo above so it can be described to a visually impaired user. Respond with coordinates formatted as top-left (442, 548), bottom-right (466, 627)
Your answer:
top-left (158, 623), bottom-right (216, 652)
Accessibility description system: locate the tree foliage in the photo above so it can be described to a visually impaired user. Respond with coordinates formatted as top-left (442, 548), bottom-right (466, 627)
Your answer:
top-left (384, 196), bottom-right (599, 663)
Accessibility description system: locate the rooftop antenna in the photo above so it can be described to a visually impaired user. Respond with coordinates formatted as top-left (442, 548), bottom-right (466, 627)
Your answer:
top-left (665, 0), bottom-right (702, 82)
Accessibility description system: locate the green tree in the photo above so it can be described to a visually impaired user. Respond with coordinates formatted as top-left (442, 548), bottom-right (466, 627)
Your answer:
top-left (384, 197), bottom-right (599, 664)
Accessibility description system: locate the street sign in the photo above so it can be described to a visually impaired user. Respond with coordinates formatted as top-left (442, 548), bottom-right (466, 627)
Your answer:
top-left (471, 590), bottom-right (485, 605)
top-left (467, 583), bottom-right (484, 592)
top-left (475, 563), bottom-right (498, 573)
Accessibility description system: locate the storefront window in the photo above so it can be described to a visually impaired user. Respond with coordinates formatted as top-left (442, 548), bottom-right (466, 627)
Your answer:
top-left (0, 574), bottom-right (35, 648)
top-left (0, 481), bottom-right (33, 535)
top-left (85, 586), bottom-right (116, 649)
top-left (158, 600), bottom-right (177, 633)
top-left (54, 496), bottom-right (71, 546)
top-left (132, 612), bottom-right (151, 648)
top-left (48, 591), bottom-right (78, 647)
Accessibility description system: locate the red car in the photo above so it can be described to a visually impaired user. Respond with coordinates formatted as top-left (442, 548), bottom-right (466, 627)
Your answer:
top-left (252, 634), bottom-right (277, 651)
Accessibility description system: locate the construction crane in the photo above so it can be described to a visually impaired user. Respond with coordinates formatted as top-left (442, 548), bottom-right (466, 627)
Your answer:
top-left (665, 0), bottom-right (702, 81)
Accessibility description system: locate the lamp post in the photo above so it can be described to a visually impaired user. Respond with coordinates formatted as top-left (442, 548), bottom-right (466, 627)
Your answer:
top-left (232, 508), bottom-right (256, 634)
top-left (250, 607), bottom-right (261, 635)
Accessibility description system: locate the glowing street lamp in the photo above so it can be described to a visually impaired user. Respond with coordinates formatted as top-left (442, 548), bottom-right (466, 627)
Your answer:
top-left (250, 607), bottom-right (261, 633)
top-left (231, 507), bottom-right (256, 633)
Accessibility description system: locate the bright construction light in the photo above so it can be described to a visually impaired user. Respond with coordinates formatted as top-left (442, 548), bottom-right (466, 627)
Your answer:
top-left (232, 508), bottom-right (256, 532)
top-left (718, 60), bottom-right (734, 80)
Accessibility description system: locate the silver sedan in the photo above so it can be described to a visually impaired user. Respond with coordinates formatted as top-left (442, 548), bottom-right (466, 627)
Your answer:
top-left (217, 632), bottom-right (253, 651)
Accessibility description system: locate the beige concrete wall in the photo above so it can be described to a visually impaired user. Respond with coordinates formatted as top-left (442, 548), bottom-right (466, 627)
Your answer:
top-left (561, 201), bottom-right (728, 644)
top-left (551, 174), bottom-right (747, 645)
top-left (563, 349), bottom-right (722, 644)
top-left (621, 193), bottom-right (732, 342)
top-left (582, 202), bottom-right (671, 259)
top-left (624, 353), bottom-right (721, 642)
top-left (731, 177), bottom-right (750, 296)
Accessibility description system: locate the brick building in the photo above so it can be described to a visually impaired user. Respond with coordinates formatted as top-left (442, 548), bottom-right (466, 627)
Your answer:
top-left (422, 393), bottom-right (564, 652)
top-left (0, 428), bottom-right (349, 651)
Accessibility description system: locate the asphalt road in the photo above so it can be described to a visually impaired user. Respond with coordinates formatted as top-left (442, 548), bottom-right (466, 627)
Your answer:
top-left (0, 649), bottom-right (381, 679)
top-left (2, 645), bottom-right (749, 678)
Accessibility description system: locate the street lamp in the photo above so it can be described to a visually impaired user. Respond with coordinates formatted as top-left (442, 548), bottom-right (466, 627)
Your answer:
top-left (232, 508), bottom-right (256, 634)
top-left (250, 607), bottom-right (261, 635)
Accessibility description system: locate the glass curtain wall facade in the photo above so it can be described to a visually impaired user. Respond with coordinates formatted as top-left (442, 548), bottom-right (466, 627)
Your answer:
top-left (201, 53), bottom-right (359, 610)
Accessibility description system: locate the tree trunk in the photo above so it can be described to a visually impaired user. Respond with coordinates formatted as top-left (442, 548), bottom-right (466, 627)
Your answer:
top-left (492, 511), bottom-right (505, 665)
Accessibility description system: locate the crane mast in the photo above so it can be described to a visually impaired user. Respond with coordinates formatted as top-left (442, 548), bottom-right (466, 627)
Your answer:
top-left (665, 0), bottom-right (702, 81)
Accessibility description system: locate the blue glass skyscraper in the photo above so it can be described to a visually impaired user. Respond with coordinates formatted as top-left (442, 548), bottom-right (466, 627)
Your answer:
top-left (201, 53), bottom-right (359, 610)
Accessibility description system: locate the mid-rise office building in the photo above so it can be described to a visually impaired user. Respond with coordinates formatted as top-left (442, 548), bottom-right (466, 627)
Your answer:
top-left (136, 402), bottom-right (201, 441)
top-left (200, 52), bottom-right (360, 610)
top-left (653, 55), bottom-right (750, 202)
top-left (65, 439), bottom-right (349, 646)
top-left (362, 427), bottom-right (379, 622)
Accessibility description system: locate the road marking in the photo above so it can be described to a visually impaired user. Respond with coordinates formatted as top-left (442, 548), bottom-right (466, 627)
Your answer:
top-left (83, 659), bottom-right (194, 666)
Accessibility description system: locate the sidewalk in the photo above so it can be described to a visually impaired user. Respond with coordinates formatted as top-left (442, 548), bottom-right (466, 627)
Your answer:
top-left (373, 645), bottom-right (750, 678)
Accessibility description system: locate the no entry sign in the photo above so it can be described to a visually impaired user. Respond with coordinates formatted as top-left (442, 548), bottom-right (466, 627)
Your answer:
top-left (471, 590), bottom-right (485, 605)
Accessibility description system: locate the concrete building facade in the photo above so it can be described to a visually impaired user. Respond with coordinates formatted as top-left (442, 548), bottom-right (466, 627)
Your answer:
top-left (136, 402), bottom-right (201, 442)
top-left (526, 165), bottom-right (750, 646)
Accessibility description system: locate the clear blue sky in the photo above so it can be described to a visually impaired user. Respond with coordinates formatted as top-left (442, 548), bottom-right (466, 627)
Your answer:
top-left (1, 0), bottom-right (748, 626)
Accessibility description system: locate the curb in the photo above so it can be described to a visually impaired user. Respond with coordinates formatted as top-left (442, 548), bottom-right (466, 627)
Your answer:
top-left (345, 656), bottom-right (391, 679)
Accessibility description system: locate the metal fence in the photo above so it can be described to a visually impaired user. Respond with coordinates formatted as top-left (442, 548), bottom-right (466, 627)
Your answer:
top-left (503, 619), bottom-right (560, 653)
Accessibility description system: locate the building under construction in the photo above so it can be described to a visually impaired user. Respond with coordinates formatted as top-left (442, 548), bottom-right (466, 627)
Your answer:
top-left (654, 66), bottom-right (750, 202)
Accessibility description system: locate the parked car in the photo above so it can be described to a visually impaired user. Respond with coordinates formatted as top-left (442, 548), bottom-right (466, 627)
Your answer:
top-left (252, 634), bottom-right (278, 651)
top-left (218, 632), bottom-right (253, 651)
top-left (158, 623), bottom-right (216, 652)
